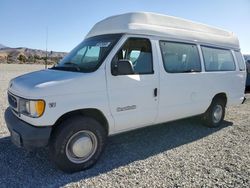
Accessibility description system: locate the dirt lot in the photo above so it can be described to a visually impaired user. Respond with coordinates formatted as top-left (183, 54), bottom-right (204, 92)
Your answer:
top-left (0, 64), bottom-right (249, 187)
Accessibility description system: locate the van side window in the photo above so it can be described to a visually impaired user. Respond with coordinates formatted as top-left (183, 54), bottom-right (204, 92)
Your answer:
top-left (201, 46), bottom-right (235, 71)
top-left (234, 51), bottom-right (246, 71)
top-left (159, 41), bottom-right (201, 73)
top-left (112, 38), bottom-right (153, 74)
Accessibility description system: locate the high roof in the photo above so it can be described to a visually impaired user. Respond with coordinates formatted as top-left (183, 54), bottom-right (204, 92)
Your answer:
top-left (86, 12), bottom-right (239, 49)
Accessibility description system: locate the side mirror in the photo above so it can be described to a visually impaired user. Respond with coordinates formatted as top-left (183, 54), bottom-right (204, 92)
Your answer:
top-left (112, 60), bottom-right (134, 76)
top-left (246, 59), bottom-right (250, 64)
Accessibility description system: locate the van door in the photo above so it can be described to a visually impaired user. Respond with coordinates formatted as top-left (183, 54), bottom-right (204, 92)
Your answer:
top-left (106, 37), bottom-right (159, 132)
top-left (156, 41), bottom-right (205, 123)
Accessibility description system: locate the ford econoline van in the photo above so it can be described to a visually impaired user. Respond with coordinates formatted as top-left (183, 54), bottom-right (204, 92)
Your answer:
top-left (5, 12), bottom-right (246, 172)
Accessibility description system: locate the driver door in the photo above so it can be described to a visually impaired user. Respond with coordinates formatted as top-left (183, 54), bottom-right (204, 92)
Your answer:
top-left (106, 37), bottom-right (159, 133)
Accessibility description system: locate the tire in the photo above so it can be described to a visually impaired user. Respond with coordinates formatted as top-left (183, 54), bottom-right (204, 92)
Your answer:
top-left (203, 98), bottom-right (226, 128)
top-left (49, 116), bottom-right (107, 173)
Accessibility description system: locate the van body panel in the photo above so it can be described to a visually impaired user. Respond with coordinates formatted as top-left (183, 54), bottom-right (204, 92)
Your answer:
top-left (105, 35), bottom-right (159, 133)
top-left (86, 12), bottom-right (239, 50)
top-left (8, 67), bottom-right (114, 131)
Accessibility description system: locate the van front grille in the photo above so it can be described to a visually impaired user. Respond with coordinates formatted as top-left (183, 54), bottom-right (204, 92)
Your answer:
top-left (8, 93), bottom-right (18, 109)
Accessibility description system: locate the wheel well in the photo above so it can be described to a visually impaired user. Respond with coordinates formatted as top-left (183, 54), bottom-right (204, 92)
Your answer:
top-left (212, 93), bottom-right (227, 106)
top-left (53, 109), bottom-right (109, 135)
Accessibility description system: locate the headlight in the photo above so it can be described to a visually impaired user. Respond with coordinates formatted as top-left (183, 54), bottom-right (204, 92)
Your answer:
top-left (19, 99), bottom-right (45, 118)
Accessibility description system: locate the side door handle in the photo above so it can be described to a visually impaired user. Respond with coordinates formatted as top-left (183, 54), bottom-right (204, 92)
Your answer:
top-left (154, 88), bottom-right (158, 97)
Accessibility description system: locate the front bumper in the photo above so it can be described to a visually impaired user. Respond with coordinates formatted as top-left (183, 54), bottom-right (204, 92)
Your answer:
top-left (4, 107), bottom-right (52, 150)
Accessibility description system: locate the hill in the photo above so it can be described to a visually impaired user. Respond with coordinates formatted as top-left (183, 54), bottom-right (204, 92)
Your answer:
top-left (0, 46), bottom-right (67, 65)
top-left (0, 44), bottom-right (7, 49)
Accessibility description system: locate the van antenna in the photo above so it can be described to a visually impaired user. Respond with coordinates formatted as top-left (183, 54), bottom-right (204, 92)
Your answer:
top-left (45, 27), bottom-right (48, 69)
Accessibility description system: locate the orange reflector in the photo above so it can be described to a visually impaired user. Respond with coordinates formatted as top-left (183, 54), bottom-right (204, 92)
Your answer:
top-left (35, 100), bottom-right (45, 116)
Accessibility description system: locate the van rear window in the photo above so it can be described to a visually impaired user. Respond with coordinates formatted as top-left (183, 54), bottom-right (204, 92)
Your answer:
top-left (234, 51), bottom-right (246, 71)
top-left (201, 46), bottom-right (235, 71)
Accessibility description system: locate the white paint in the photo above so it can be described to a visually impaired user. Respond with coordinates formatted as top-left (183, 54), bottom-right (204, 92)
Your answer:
top-left (86, 12), bottom-right (239, 50)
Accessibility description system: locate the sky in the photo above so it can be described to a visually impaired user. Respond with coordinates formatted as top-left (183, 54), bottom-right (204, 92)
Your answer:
top-left (0, 0), bottom-right (249, 54)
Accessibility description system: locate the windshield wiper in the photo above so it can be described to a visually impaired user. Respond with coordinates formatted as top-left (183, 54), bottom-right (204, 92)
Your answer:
top-left (63, 62), bottom-right (81, 71)
top-left (50, 66), bottom-right (79, 72)
top-left (50, 62), bottom-right (81, 72)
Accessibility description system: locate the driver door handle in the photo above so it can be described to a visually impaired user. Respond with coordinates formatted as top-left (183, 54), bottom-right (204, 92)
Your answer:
top-left (154, 88), bottom-right (157, 97)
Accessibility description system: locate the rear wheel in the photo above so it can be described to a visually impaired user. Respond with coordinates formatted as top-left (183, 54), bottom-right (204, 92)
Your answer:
top-left (203, 99), bottom-right (226, 128)
top-left (49, 116), bottom-right (107, 173)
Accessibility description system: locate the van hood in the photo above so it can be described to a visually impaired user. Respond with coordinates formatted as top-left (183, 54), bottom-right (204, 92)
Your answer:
top-left (8, 69), bottom-right (86, 98)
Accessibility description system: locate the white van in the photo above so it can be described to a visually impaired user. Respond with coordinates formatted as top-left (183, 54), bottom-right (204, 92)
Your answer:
top-left (5, 12), bottom-right (246, 172)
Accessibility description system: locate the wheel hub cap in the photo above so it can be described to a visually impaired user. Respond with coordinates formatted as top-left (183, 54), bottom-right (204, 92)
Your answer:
top-left (72, 136), bottom-right (93, 158)
top-left (213, 105), bottom-right (223, 123)
top-left (66, 131), bottom-right (97, 163)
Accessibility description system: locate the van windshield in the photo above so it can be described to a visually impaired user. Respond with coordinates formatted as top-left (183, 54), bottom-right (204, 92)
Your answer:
top-left (51, 34), bottom-right (121, 72)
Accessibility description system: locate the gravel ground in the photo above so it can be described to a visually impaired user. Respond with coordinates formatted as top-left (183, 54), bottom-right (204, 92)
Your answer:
top-left (0, 64), bottom-right (249, 187)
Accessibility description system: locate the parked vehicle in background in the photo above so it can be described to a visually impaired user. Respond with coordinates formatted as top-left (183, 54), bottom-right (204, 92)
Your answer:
top-left (5, 12), bottom-right (246, 172)
top-left (244, 55), bottom-right (250, 89)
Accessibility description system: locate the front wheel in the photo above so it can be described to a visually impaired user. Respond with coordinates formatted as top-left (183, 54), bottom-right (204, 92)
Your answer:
top-left (203, 99), bottom-right (226, 128)
top-left (49, 116), bottom-right (107, 173)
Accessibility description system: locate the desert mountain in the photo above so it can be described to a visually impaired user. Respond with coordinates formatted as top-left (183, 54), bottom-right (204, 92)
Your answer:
top-left (0, 44), bottom-right (7, 49)
top-left (0, 46), bottom-right (67, 65)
